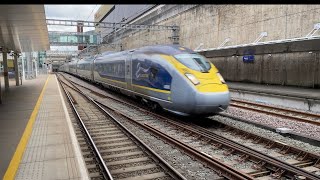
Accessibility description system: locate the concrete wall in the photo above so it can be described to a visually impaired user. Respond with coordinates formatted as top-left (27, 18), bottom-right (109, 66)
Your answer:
top-left (210, 52), bottom-right (320, 88)
top-left (100, 5), bottom-right (320, 88)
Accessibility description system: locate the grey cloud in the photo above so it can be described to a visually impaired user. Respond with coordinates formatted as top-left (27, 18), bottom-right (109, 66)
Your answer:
top-left (45, 5), bottom-right (100, 21)
top-left (45, 5), bottom-right (99, 32)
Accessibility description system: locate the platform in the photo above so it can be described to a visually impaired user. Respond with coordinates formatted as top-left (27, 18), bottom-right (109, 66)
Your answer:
top-left (227, 82), bottom-right (320, 100)
top-left (227, 81), bottom-right (320, 113)
top-left (1, 74), bottom-right (88, 179)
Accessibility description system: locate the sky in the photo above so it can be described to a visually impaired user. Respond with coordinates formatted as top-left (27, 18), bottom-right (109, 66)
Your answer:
top-left (45, 5), bottom-right (101, 51)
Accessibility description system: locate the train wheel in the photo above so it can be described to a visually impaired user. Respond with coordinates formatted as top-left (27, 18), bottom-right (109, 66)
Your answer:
top-left (147, 101), bottom-right (162, 112)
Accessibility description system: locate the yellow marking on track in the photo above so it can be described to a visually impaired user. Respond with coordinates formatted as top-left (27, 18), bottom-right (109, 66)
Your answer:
top-left (3, 75), bottom-right (50, 180)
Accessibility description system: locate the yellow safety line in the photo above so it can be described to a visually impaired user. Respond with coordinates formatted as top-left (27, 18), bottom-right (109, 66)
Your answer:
top-left (3, 75), bottom-right (50, 180)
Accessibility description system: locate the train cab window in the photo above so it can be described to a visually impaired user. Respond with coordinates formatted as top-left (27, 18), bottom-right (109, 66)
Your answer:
top-left (150, 67), bottom-right (158, 80)
top-left (174, 54), bottom-right (211, 73)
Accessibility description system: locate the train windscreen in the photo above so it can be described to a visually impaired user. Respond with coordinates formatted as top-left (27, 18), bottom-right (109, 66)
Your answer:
top-left (174, 54), bottom-right (211, 73)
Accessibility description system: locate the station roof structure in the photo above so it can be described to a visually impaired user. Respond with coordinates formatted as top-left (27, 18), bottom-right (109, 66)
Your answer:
top-left (0, 5), bottom-right (50, 53)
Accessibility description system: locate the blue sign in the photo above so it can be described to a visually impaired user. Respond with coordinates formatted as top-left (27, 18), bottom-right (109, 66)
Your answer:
top-left (243, 55), bottom-right (255, 63)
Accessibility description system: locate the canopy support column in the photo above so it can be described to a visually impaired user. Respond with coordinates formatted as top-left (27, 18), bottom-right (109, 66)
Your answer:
top-left (14, 53), bottom-right (19, 86)
top-left (3, 50), bottom-right (9, 90)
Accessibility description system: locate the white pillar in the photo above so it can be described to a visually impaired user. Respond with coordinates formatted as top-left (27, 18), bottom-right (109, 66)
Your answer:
top-left (25, 52), bottom-right (32, 79)
top-left (0, 71), bottom-right (2, 104)
top-left (35, 60), bottom-right (38, 77)
top-left (14, 53), bottom-right (19, 86)
top-left (21, 54), bottom-right (25, 81)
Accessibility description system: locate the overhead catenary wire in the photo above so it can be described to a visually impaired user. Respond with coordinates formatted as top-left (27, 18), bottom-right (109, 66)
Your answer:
top-left (86, 5), bottom-right (98, 21)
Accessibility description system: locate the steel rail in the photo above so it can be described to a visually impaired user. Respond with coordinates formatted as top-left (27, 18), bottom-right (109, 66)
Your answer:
top-left (165, 120), bottom-right (320, 180)
top-left (100, 96), bottom-right (319, 180)
top-left (59, 72), bottom-right (320, 161)
top-left (94, 100), bottom-right (254, 180)
top-left (58, 73), bottom-right (253, 180)
top-left (230, 99), bottom-right (320, 126)
top-left (57, 73), bottom-right (187, 180)
top-left (57, 75), bottom-right (113, 180)
top-left (232, 99), bottom-right (320, 118)
top-left (59, 73), bottom-right (320, 179)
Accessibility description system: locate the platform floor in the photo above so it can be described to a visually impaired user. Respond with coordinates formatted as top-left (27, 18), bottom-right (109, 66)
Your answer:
top-left (0, 75), bottom-right (48, 178)
top-left (0, 77), bottom-right (19, 94)
top-left (1, 74), bottom-right (88, 179)
top-left (227, 81), bottom-right (320, 100)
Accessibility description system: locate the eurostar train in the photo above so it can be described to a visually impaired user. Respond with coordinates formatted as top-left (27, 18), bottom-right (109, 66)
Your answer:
top-left (59, 45), bottom-right (230, 116)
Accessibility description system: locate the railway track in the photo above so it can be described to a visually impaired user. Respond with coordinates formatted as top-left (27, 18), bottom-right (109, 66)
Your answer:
top-left (57, 74), bottom-right (186, 180)
top-left (58, 72), bottom-right (320, 180)
top-left (230, 99), bottom-right (320, 126)
top-left (58, 73), bottom-right (253, 179)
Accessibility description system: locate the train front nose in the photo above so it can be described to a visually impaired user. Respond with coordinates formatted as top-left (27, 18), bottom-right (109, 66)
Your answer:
top-left (193, 91), bottom-right (230, 114)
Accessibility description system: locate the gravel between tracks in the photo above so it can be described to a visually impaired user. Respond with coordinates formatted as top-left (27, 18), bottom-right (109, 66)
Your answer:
top-left (102, 106), bottom-right (222, 180)
top-left (209, 115), bottom-right (320, 155)
top-left (63, 73), bottom-right (320, 170)
top-left (222, 106), bottom-right (320, 138)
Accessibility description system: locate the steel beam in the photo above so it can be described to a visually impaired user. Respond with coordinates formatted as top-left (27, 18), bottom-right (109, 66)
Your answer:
top-left (46, 19), bottom-right (179, 31)
top-left (49, 42), bottom-right (97, 46)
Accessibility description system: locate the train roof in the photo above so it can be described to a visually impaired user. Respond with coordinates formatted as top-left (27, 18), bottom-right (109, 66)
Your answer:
top-left (95, 44), bottom-right (195, 60)
top-left (78, 45), bottom-right (197, 63)
top-left (135, 44), bottom-right (195, 56)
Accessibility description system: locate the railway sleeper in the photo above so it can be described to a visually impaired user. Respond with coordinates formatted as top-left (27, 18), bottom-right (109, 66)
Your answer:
top-left (107, 157), bottom-right (150, 166)
top-left (100, 148), bottom-right (140, 157)
top-left (93, 135), bottom-right (128, 142)
top-left (91, 134), bottom-right (126, 140)
top-left (88, 171), bottom-right (103, 179)
top-left (116, 172), bottom-right (168, 180)
top-left (103, 151), bottom-right (145, 159)
top-left (98, 142), bottom-right (135, 150)
top-left (94, 137), bottom-right (130, 145)
top-left (89, 128), bottom-right (121, 133)
top-left (90, 132), bottom-right (123, 138)
top-left (107, 160), bottom-right (155, 171)
top-left (100, 146), bottom-right (139, 153)
top-left (110, 164), bottom-right (161, 178)
top-left (86, 127), bottom-right (119, 131)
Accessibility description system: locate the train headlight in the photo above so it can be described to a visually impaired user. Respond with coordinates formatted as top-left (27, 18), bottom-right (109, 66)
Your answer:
top-left (217, 72), bottom-right (225, 84)
top-left (185, 73), bottom-right (200, 85)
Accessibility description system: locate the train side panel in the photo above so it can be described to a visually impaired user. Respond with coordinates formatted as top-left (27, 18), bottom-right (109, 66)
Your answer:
top-left (77, 58), bottom-right (94, 81)
top-left (93, 54), bottom-right (128, 92)
top-left (130, 53), bottom-right (173, 103)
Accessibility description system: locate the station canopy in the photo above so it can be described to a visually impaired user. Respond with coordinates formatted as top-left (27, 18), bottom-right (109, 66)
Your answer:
top-left (0, 5), bottom-right (49, 52)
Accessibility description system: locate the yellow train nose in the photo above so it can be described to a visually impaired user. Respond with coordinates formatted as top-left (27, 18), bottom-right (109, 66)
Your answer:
top-left (196, 83), bottom-right (229, 93)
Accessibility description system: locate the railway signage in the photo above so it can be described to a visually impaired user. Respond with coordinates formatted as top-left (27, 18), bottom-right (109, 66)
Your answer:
top-left (243, 55), bottom-right (255, 63)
